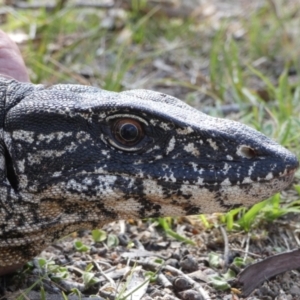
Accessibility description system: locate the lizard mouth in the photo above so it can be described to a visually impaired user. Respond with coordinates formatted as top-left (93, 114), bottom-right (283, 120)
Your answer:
top-left (217, 169), bottom-right (296, 193)
top-left (42, 165), bottom-right (297, 188)
top-left (265, 167), bottom-right (297, 184)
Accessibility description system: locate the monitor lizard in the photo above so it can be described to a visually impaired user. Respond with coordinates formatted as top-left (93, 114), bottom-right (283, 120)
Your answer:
top-left (0, 77), bottom-right (298, 275)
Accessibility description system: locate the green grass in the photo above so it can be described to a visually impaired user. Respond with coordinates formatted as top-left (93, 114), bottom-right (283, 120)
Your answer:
top-left (221, 191), bottom-right (300, 232)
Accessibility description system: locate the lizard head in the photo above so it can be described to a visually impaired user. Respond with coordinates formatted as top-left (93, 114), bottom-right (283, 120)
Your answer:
top-left (2, 82), bottom-right (298, 221)
top-left (0, 79), bottom-right (298, 270)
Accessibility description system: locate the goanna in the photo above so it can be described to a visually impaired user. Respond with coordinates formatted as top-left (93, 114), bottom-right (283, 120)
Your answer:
top-left (0, 77), bottom-right (298, 274)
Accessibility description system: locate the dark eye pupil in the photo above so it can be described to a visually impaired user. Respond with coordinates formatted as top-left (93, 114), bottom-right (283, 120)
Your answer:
top-left (119, 124), bottom-right (139, 141)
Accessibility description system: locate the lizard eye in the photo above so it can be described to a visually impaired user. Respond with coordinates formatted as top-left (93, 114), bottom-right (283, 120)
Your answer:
top-left (113, 118), bottom-right (144, 146)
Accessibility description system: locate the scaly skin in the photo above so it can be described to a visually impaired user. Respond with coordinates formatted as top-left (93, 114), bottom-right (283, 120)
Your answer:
top-left (0, 78), bottom-right (298, 275)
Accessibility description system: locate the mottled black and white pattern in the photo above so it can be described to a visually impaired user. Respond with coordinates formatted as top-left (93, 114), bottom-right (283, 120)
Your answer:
top-left (0, 78), bottom-right (298, 273)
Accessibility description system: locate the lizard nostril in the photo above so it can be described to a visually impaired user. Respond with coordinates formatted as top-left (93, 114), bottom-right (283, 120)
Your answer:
top-left (237, 145), bottom-right (257, 159)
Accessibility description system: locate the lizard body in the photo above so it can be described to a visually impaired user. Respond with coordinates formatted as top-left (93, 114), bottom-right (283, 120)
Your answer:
top-left (0, 77), bottom-right (298, 274)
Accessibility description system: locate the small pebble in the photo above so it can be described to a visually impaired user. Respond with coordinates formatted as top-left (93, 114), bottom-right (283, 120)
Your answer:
top-left (178, 289), bottom-right (204, 300)
top-left (118, 233), bottom-right (130, 246)
top-left (180, 255), bottom-right (198, 272)
top-left (166, 258), bottom-right (179, 268)
top-left (171, 251), bottom-right (181, 261)
top-left (290, 285), bottom-right (300, 295)
top-left (89, 246), bottom-right (99, 255)
top-left (73, 261), bottom-right (87, 270)
top-left (173, 276), bottom-right (192, 292)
